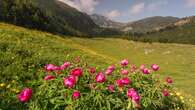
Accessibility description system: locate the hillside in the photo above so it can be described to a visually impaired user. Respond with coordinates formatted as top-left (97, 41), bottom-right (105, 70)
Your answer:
top-left (123, 16), bottom-right (180, 33)
top-left (126, 16), bottom-right (195, 44)
top-left (0, 0), bottom-right (114, 36)
top-left (90, 14), bottom-right (125, 29)
top-left (0, 23), bottom-right (195, 98)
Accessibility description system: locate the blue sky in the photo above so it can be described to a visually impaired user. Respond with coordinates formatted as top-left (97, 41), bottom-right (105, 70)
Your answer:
top-left (59, 0), bottom-right (195, 22)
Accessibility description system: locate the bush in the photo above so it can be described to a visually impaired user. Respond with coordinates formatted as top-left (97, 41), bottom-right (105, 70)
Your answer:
top-left (1, 58), bottom-right (193, 110)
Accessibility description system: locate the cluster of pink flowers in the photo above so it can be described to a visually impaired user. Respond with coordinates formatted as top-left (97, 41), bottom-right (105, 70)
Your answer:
top-left (140, 64), bottom-right (159, 74)
top-left (17, 58), bottom-right (174, 106)
top-left (44, 62), bottom-right (70, 72)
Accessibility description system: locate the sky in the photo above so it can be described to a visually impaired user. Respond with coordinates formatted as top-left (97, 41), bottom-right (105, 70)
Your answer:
top-left (58, 0), bottom-right (195, 22)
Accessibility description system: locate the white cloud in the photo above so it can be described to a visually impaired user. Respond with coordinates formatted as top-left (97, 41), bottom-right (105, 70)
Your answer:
top-left (58, 0), bottom-right (99, 14)
top-left (147, 1), bottom-right (168, 11)
top-left (105, 10), bottom-right (121, 19)
top-left (129, 2), bottom-right (145, 15)
top-left (186, 0), bottom-right (195, 7)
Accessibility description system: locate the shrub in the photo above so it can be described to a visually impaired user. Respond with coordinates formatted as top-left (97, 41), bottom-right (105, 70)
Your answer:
top-left (0, 58), bottom-right (194, 110)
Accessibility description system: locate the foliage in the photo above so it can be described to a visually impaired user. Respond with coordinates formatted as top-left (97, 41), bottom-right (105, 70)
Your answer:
top-left (0, 23), bottom-right (194, 110)
top-left (124, 17), bottom-right (195, 45)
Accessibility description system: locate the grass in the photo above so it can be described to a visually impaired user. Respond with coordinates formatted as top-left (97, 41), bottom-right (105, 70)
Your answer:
top-left (71, 38), bottom-right (195, 97)
top-left (0, 22), bottom-right (195, 98)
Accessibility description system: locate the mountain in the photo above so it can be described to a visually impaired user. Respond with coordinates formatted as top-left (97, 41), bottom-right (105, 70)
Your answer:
top-left (123, 16), bottom-right (180, 33)
top-left (125, 16), bottom-right (195, 45)
top-left (90, 14), bottom-right (125, 29)
top-left (0, 0), bottom-right (106, 36)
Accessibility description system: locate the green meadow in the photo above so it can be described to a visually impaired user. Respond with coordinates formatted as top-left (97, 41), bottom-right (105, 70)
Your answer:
top-left (0, 22), bottom-right (195, 98)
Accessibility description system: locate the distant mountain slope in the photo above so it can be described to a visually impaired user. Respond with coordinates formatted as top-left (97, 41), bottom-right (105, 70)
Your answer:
top-left (90, 14), bottom-right (125, 29)
top-left (0, 0), bottom-right (106, 36)
top-left (123, 16), bottom-right (180, 33)
top-left (126, 16), bottom-right (195, 45)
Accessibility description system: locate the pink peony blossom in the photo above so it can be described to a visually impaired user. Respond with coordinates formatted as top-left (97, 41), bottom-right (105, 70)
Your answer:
top-left (121, 77), bottom-right (131, 85)
top-left (120, 59), bottom-right (129, 67)
top-left (44, 64), bottom-right (55, 71)
top-left (151, 64), bottom-right (159, 71)
top-left (17, 88), bottom-right (32, 103)
top-left (70, 68), bottom-right (83, 77)
top-left (116, 77), bottom-right (131, 87)
top-left (60, 62), bottom-right (70, 70)
top-left (162, 89), bottom-right (169, 97)
top-left (53, 66), bottom-right (61, 71)
top-left (107, 84), bottom-right (115, 92)
top-left (121, 69), bottom-right (129, 75)
top-left (95, 72), bottom-right (106, 83)
top-left (142, 68), bottom-right (151, 74)
top-left (88, 67), bottom-right (96, 74)
top-left (166, 77), bottom-right (173, 84)
top-left (127, 88), bottom-right (140, 103)
top-left (116, 79), bottom-right (124, 87)
top-left (107, 65), bottom-right (115, 71)
top-left (63, 76), bottom-right (76, 88)
top-left (44, 75), bottom-right (55, 80)
top-left (105, 69), bottom-right (113, 75)
top-left (72, 90), bottom-right (80, 100)
top-left (140, 64), bottom-right (145, 71)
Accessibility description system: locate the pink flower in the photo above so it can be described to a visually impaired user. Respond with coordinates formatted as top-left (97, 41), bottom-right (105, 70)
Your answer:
top-left (88, 67), bottom-right (96, 74)
top-left (53, 66), bottom-right (61, 71)
top-left (107, 84), bottom-right (115, 92)
top-left (17, 88), bottom-right (32, 103)
top-left (116, 79), bottom-right (124, 87)
top-left (151, 64), bottom-right (159, 71)
top-left (95, 72), bottom-right (106, 83)
top-left (116, 77), bottom-right (131, 87)
top-left (130, 65), bottom-right (137, 72)
top-left (105, 69), bottom-right (113, 75)
top-left (127, 88), bottom-right (140, 103)
top-left (72, 90), bottom-right (80, 100)
top-left (107, 65), bottom-right (115, 71)
top-left (162, 89), bottom-right (169, 97)
top-left (142, 68), bottom-right (151, 74)
top-left (63, 76), bottom-right (76, 88)
top-left (140, 64), bottom-right (145, 71)
top-left (120, 59), bottom-right (129, 67)
top-left (121, 69), bottom-right (129, 75)
top-left (166, 77), bottom-right (173, 84)
top-left (44, 64), bottom-right (55, 71)
top-left (70, 68), bottom-right (83, 77)
top-left (44, 75), bottom-right (55, 80)
top-left (60, 62), bottom-right (70, 70)
top-left (121, 77), bottom-right (131, 85)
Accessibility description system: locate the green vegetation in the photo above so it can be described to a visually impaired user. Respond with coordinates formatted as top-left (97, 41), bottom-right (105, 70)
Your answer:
top-left (125, 17), bottom-right (195, 45)
top-left (0, 0), bottom-right (120, 36)
top-left (70, 37), bottom-right (195, 97)
top-left (123, 16), bottom-right (179, 33)
top-left (0, 23), bottom-right (194, 110)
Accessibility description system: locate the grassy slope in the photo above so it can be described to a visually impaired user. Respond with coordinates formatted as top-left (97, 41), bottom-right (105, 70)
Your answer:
top-left (0, 23), bottom-right (109, 82)
top-left (0, 23), bottom-right (195, 97)
top-left (71, 38), bottom-right (195, 96)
